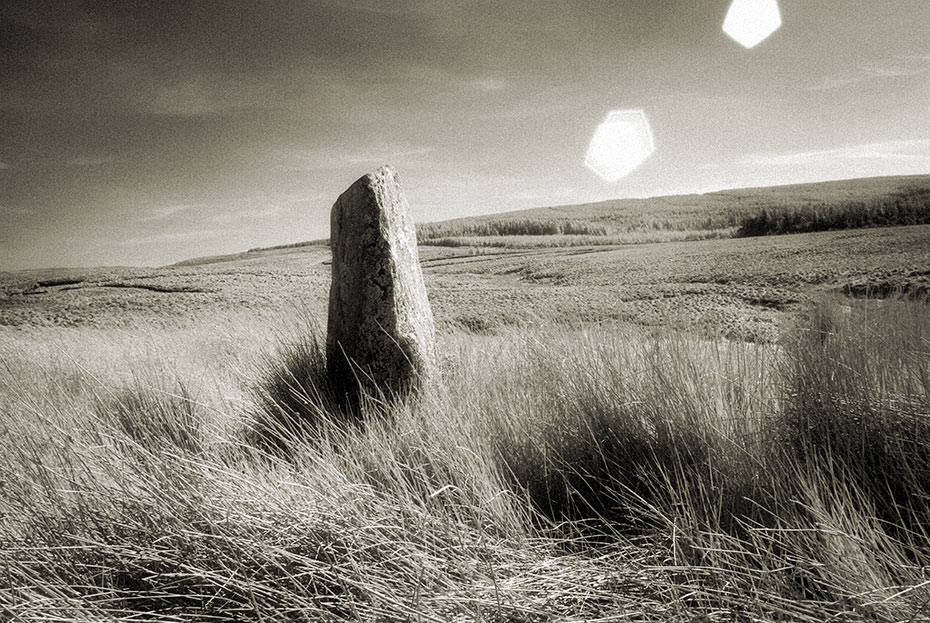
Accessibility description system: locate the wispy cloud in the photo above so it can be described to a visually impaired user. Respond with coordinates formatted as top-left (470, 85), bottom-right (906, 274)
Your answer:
top-left (140, 75), bottom-right (288, 117)
top-left (67, 155), bottom-right (114, 167)
top-left (342, 147), bottom-right (435, 165)
top-left (115, 229), bottom-right (222, 247)
top-left (136, 203), bottom-right (204, 222)
top-left (274, 145), bottom-right (435, 172)
top-left (810, 54), bottom-right (930, 91)
top-left (142, 79), bottom-right (227, 117)
top-left (743, 139), bottom-right (930, 167)
top-left (137, 195), bottom-right (324, 228)
top-left (206, 205), bottom-right (288, 224)
top-left (465, 77), bottom-right (508, 92)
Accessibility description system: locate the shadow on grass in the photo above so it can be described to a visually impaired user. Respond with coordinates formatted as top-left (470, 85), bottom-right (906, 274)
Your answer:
top-left (247, 330), bottom-right (352, 457)
top-left (782, 298), bottom-right (930, 544)
top-left (499, 393), bottom-right (767, 540)
top-left (247, 329), bottom-right (415, 460)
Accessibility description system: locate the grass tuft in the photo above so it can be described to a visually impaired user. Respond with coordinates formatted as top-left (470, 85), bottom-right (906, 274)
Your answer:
top-left (96, 380), bottom-right (204, 455)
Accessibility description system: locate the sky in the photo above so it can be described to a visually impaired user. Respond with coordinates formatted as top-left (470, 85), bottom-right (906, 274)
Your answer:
top-left (2, 0), bottom-right (929, 270)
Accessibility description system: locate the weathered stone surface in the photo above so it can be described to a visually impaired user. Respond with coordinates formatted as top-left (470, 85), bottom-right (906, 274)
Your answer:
top-left (326, 166), bottom-right (436, 398)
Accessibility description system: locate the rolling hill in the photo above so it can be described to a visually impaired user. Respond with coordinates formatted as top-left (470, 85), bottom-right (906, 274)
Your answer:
top-left (416, 174), bottom-right (930, 245)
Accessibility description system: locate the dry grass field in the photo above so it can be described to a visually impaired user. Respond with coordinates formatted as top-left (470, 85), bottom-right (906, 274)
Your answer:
top-left (2, 177), bottom-right (930, 621)
top-left (3, 223), bottom-right (929, 342)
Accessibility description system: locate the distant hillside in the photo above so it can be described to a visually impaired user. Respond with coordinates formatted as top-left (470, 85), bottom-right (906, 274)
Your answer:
top-left (172, 239), bottom-right (328, 267)
top-left (416, 174), bottom-right (930, 247)
top-left (178, 174), bottom-right (930, 265)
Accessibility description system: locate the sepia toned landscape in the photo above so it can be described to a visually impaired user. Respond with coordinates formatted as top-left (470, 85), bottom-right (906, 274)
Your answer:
top-left (3, 173), bottom-right (930, 621)
top-left (4, 1), bottom-right (930, 621)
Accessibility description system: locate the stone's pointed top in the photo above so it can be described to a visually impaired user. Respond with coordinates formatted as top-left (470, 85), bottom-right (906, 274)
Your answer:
top-left (339, 165), bottom-right (403, 212)
top-left (334, 165), bottom-right (406, 224)
top-left (373, 164), bottom-right (396, 177)
top-left (354, 165), bottom-right (398, 187)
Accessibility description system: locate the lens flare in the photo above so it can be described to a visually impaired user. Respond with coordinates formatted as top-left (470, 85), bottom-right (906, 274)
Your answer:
top-left (723, 0), bottom-right (781, 48)
top-left (584, 109), bottom-right (655, 182)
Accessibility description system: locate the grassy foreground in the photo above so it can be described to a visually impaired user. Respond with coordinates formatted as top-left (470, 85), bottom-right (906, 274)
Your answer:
top-left (1, 299), bottom-right (929, 621)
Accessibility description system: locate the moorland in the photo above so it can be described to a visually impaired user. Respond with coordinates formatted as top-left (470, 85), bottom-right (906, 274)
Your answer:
top-left (1, 174), bottom-right (929, 621)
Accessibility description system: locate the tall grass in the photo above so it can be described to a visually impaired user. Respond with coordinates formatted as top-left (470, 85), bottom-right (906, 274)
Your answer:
top-left (1, 298), bottom-right (929, 620)
top-left (782, 300), bottom-right (930, 538)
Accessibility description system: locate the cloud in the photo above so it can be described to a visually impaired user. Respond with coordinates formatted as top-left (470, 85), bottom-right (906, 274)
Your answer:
top-left (206, 205), bottom-right (288, 224)
top-left (743, 139), bottom-right (930, 167)
top-left (137, 203), bottom-right (203, 222)
top-left (143, 79), bottom-right (224, 117)
top-left (0, 160), bottom-right (7, 169)
top-left (114, 228), bottom-right (222, 248)
top-left (465, 77), bottom-right (508, 92)
top-left (810, 54), bottom-right (930, 90)
top-left (139, 74), bottom-right (296, 117)
top-left (67, 155), bottom-right (114, 167)
top-left (273, 145), bottom-right (436, 172)
top-left (342, 147), bottom-right (436, 165)
top-left (732, 139), bottom-right (930, 188)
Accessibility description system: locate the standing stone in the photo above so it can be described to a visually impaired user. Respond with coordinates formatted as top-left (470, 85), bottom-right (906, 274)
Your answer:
top-left (326, 165), bottom-right (436, 399)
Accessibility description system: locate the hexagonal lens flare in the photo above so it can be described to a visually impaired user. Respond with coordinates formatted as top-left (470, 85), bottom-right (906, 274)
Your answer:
top-left (584, 109), bottom-right (655, 182)
top-left (723, 0), bottom-right (781, 48)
